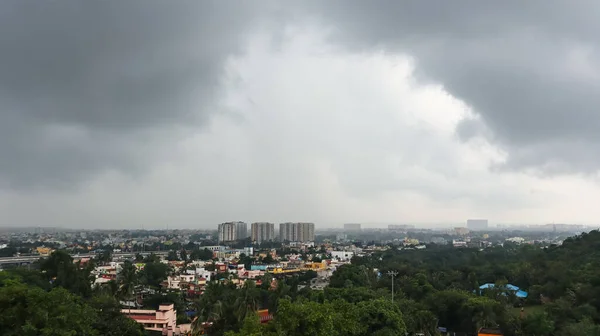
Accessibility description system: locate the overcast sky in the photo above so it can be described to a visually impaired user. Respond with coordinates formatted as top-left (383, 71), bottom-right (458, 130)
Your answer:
top-left (1, 1), bottom-right (600, 229)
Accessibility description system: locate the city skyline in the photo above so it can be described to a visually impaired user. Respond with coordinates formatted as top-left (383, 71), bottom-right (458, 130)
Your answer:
top-left (2, 2), bottom-right (600, 228)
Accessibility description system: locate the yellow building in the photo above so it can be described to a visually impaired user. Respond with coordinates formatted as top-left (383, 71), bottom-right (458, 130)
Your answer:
top-left (36, 247), bottom-right (53, 256)
top-left (303, 262), bottom-right (325, 271)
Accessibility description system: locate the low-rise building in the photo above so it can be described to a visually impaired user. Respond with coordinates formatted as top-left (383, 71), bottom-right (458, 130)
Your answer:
top-left (122, 304), bottom-right (177, 335)
top-left (331, 251), bottom-right (354, 261)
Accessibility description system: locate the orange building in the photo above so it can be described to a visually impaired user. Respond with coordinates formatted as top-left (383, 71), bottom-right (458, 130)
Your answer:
top-left (257, 309), bottom-right (273, 324)
top-left (478, 328), bottom-right (503, 336)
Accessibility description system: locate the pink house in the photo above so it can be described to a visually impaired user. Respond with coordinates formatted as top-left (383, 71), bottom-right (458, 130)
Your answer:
top-left (122, 303), bottom-right (177, 335)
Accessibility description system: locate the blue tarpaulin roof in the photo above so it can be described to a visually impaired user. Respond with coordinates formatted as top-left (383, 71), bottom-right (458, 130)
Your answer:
top-left (479, 283), bottom-right (528, 298)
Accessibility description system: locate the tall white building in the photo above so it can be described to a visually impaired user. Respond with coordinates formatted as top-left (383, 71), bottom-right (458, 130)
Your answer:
top-left (236, 222), bottom-right (248, 239)
top-left (218, 221), bottom-right (248, 243)
top-left (251, 222), bottom-right (275, 243)
top-left (280, 222), bottom-right (315, 242)
top-left (467, 219), bottom-right (488, 231)
top-left (218, 222), bottom-right (237, 243)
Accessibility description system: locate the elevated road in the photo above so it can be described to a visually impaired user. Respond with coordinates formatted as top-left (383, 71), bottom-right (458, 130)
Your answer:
top-left (0, 251), bottom-right (170, 265)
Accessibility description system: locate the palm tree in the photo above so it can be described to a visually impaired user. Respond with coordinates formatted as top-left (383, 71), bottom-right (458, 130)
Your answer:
top-left (117, 260), bottom-right (138, 303)
top-left (234, 282), bottom-right (260, 324)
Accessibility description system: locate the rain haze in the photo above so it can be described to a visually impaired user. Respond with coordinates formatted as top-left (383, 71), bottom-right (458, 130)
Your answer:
top-left (1, 1), bottom-right (600, 229)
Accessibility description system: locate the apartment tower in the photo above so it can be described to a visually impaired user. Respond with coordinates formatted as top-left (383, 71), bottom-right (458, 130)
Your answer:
top-left (279, 222), bottom-right (315, 243)
top-left (251, 222), bottom-right (275, 243)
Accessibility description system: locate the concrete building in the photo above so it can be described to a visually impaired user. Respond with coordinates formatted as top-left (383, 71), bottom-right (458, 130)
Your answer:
top-left (251, 222), bottom-right (275, 243)
top-left (343, 223), bottom-right (361, 232)
top-left (122, 304), bottom-right (177, 335)
top-left (467, 219), bottom-right (489, 231)
top-left (218, 222), bottom-right (237, 243)
top-left (236, 222), bottom-right (248, 239)
top-left (331, 251), bottom-right (354, 261)
top-left (279, 222), bottom-right (315, 242)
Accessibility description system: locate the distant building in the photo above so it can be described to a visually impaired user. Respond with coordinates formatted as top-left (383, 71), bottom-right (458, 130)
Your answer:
top-left (454, 227), bottom-right (470, 236)
top-left (453, 240), bottom-right (468, 248)
top-left (506, 237), bottom-right (525, 244)
top-left (218, 222), bottom-right (237, 243)
top-left (431, 237), bottom-right (448, 245)
top-left (331, 251), bottom-right (354, 261)
top-left (236, 222), bottom-right (248, 239)
top-left (343, 223), bottom-right (361, 232)
top-left (279, 222), bottom-right (315, 242)
top-left (336, 233), bottom-right (348, 242)
top-left (467, 219), bottom-right (488, 231)
top-left (388, 224), bottom-right (415, 231)
top-left (217, 221), bottom-right (247, 242)
top-left (251, 222), bottom-right (275, 243)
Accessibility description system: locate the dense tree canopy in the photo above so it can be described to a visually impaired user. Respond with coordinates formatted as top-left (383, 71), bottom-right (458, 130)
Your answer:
top-left (0, 277), bottom-right (143, 336)
top-left (197, 231), bottom-right (600, 336)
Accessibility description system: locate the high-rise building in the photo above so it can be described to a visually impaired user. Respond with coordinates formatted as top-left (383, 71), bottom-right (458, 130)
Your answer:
top-left (467, 219), bottom-right (488, 231)
top-left (218, 222), bottom-right (237, 243)
top-left (279, 222), bottom-right (315, 242)
top-left (236, 222), bottom-right (248, 239)
top-left (251, 222), bottom-right (275, 243)
top-left (343, 223), bottom-right (361, 232)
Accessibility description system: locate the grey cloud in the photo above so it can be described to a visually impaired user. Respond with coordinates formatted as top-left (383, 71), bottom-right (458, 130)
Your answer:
top-left (304, 1), bottom-right (600, 174)
top-left (4, 0), bottom-right (600, 192)
top-left (0, 1), bottom-right (273, 188)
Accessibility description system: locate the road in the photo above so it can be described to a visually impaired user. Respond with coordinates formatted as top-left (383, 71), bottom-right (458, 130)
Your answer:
top-left (0, 251), bottom-right (170, 265)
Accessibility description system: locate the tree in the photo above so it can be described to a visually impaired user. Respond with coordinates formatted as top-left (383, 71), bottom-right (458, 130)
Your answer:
top-left (139, 261), bottom-right (170, 288)
top-left (40, 250), bottom-right (93, 297)
top-left (117, 260), bottom-right (138, 301)
top-left (0, 280), bottom-right (98, 336)
top-left (520, 312), bottom-right (555, 336)
top-left (0, 246), bottom-right (16, 257)
top-left (181, 249), bottom-right (188, 262)
top-left (263, 254), bottom-right (275, 264)
top-left (89, 295), bottom-right (145, 336)
top-left (190, 248), bottom-right (214, 261)
top-left (224, 313), bottom-right (271, 336)
top-left (143, 253), bottom-right (161, 263)
top-left (167, 250), bottom-right (179, 261)
top-left (329, 264), bottom-right (375, 288)
top-left (238, 253), bottom-right (254, 269)
top-left (558, 319), bottom-right (600, 336)
top-left (96, 249), bottom-right (113, 265)
top-left (357, 299), bottom-right (407, 336)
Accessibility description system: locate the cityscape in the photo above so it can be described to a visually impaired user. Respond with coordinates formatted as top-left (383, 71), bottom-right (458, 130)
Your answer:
top-left (1, 220), bottom-right (599, 335)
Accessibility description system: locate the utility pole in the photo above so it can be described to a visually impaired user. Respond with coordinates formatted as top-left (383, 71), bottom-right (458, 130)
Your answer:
top-left (387, 270), bottom-right (398, 303)
top-left (387, 271), bottom-right (398, 303)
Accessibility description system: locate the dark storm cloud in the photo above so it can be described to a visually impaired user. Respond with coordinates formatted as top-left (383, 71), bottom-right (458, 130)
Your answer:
top-left (0, 1), bottom-right (271, 188)
top-left (306, 1), bottom-right (600, 174)
top-left (4, 1), bottom-right (600, 192)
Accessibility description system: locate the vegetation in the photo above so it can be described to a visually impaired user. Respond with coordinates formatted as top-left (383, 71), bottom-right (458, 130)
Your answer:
top-left (4, 231), bottom-right (600, 335)
top-left (195, 231), bottom-right (600, 335)
top-left (0, 257), bottom-right (144, 335)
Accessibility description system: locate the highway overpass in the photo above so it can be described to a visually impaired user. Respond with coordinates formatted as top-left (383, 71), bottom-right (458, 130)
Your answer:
top-left (0, 251), bottom-right (170, 266)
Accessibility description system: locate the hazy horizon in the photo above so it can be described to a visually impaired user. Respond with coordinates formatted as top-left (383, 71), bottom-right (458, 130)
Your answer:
top-left (1, 222), bottom-right (595, 232)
